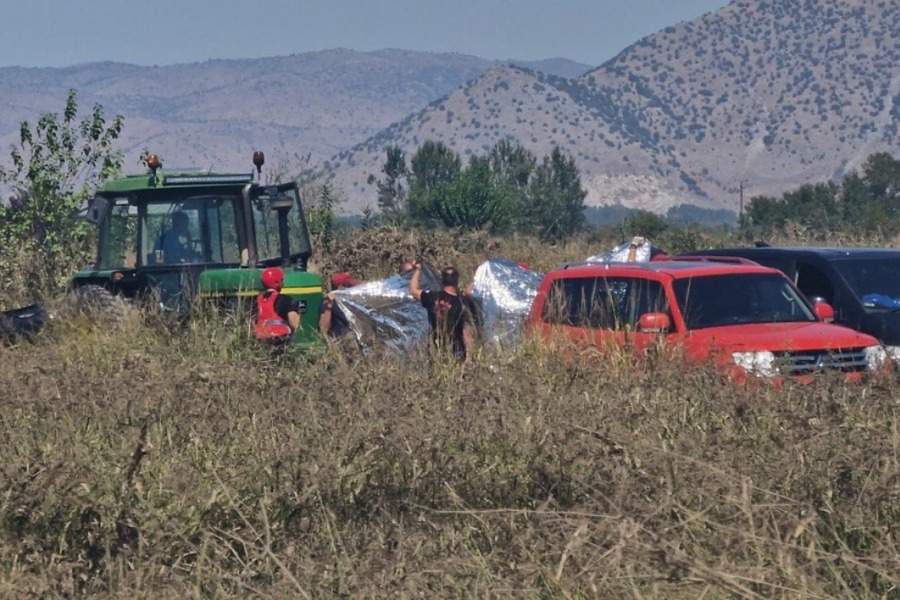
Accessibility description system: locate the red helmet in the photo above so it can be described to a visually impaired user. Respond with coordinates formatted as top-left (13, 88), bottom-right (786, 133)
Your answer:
top-left (261, 267), bottom-right (284, 290)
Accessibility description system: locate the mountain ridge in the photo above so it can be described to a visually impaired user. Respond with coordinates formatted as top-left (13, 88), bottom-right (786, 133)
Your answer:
top-left (2, 0), bottom-right (899, 217)
top-left (326, 0), bottom-right (900, 214)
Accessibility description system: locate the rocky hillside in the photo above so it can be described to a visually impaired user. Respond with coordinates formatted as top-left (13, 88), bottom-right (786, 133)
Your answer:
top-left (0, 49), bottom-right (589, 176)
top-left (328, 0), bottom-right (900, 214)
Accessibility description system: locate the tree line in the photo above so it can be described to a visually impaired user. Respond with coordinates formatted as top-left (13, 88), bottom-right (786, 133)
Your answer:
top-left (742, 153), bottom-right (900, 235)
top-left (368, 140), bottom-right (587, 241)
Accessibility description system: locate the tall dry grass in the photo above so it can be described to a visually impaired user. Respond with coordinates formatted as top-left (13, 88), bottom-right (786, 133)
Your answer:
top-left (0, 228), bottom-right (898, 598)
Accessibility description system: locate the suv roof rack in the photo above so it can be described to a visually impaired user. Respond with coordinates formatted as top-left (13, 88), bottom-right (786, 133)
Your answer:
top-left (672, 255), bottom-right (760, 266)
top-left (559, 261), bottom-right (664, 271)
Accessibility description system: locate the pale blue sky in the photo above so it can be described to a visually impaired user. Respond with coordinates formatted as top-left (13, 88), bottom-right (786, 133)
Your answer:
top-left (1, 0), bottom-right (729, 68)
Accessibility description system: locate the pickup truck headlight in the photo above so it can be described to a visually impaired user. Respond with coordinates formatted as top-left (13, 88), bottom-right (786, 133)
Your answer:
top-left (732, 351), bottom-right (777, 377)
top-left (883, 345), bottom-right (900, 364)
top-left (865, 345), bottom-right (888, 371)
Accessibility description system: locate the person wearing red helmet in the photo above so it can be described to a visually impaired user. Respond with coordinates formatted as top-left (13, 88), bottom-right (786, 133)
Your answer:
top-left (254, 267), bottom-right (301, 342)
top-left (319, 272), bottom-right (358, 347)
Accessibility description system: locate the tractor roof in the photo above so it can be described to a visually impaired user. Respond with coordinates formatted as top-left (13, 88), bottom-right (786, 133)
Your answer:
top-left (99, 171), bottom-right (255, 193)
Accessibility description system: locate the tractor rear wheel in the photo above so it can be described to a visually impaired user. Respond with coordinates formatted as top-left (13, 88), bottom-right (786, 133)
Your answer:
top-left (69, 285), bottom-right (134, 323)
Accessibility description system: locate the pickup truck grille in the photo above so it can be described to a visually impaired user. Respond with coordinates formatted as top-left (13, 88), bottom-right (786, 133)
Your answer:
top-left (774, 347), bottom-right (870, 374)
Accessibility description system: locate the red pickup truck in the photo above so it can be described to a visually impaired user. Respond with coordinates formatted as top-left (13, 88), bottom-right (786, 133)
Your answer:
top-left (525, 259), bottom-right (887, 382)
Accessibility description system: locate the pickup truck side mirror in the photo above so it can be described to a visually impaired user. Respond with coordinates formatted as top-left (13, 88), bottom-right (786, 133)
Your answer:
top-left (814, 302), bottom-right (835, 323)
top-left (639, 312), bottom-right (670, 333)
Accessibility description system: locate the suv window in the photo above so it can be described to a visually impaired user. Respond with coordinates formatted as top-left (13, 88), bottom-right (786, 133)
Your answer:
top-left (673, 273), bottom-right (816, 329)
top-left (795, 262), bottom-right (835, 304)
top-left (832, 258), bottom-right (900, 303)
top-left (542, 276), bottom-right (669, 330)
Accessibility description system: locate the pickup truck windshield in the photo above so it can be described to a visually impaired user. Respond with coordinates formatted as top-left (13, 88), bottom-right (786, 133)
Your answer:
top-left (673, 273), bottom-right (816, 330)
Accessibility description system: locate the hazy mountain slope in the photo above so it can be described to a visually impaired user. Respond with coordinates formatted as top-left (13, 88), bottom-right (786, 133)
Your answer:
top-left (326, 0), bottom-right (900, 214)
top-left (0, 50), bottom-right (591, 175)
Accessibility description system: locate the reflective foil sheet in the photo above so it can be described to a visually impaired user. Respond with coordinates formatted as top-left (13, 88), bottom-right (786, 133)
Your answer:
top-left (469, 259), bottom-right (544, 347)
top-left (332, 263), bottom-right (439, 354)
top-left (585, 239), bottom-right (653, 263)
top-left (333, 260), bottom-right (543, 353)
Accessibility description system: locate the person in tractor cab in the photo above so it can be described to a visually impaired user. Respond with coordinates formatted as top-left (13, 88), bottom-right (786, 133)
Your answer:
top-left (254, 267), bottom-right (301, 343)
top-left (409, 262), bottom-right (475, 362)
top-left (154, 211), bottom-right (201, 264)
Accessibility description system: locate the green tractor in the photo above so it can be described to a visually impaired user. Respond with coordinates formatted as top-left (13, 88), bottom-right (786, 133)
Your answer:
top-left (71, 152), bottom-right (323, 343)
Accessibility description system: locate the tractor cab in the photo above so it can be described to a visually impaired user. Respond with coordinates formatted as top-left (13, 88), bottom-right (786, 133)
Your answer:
top-left (71, 153), bottom-right (323, 341)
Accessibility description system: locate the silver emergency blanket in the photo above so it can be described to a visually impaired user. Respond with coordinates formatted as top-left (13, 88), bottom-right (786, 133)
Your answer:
top-left (585, 238), bottom-right (653, 263)
top-left (332, 263), bottom-right (439, 354)
top-left (332, 259), bottom-right (542, 353)
top-left (469, 259), bottom-right (543, 346)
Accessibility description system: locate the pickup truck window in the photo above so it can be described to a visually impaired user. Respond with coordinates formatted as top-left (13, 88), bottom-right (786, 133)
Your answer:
top-left (673, 273), bottom-right (816, 330)
top-left (542, 276), bottom-right (668, 330)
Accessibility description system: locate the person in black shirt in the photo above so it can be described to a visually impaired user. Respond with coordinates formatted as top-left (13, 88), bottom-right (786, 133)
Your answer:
top-left (409, 262), bottom-right (474, 361)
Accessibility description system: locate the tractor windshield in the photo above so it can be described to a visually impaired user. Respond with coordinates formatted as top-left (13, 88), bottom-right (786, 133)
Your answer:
top-left (250, 185), bottom-right (312, 267)
top-left (141, 195), bottom-right (242, 266)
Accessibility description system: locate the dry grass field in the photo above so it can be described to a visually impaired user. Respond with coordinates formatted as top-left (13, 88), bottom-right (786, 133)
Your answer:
top-left (1, 228), bottom-right (899, 598)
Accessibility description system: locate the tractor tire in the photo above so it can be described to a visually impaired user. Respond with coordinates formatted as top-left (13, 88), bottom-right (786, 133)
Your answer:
top-left (68, 285), bottom-right (134, 323)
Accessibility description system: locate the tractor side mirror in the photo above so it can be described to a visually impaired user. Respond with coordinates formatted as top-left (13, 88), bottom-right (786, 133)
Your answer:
top-left (84, 196), bottom-right (109, 226)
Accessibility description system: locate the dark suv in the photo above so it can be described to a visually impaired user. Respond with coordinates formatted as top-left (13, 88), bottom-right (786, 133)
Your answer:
top-left (679, 247), bottom-right (900, 360)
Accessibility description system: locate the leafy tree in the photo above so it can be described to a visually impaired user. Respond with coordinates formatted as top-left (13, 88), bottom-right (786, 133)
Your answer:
top-left (359, 205), bottom-right (378, 231)
top-left (522, 146), bottom-right (586, 241)
top-left (0, 89), bottom-right (123, 293)
top-left (407, 141), bottom-right (461, 224)
top-left (624, 210), bottom-right (669, 239)
top-left (666, 203), bottom-right (736, 227)
top-left (489, 139), bottom-right (535, 224)
top-left (424, 156), bottom-right (513, 233)
top-left (489, 140), bottom-right (535, 191)
top-left (409, 140), bottom-right (461, 192)
top-left (306, 182), bottom-right (340, 251)
top-left (839, 171), bottom-right (870, 224)
top-left (374, 145), bottom-right (408, 222)
top-left (860, 152), bottom-right (900, 202)
top-left (741, 194), bottom-right (790, 231)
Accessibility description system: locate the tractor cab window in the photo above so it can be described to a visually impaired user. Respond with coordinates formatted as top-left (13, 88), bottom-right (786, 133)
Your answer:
top-left (251, 186), bottom-right (312, 268)
top-left (141, 196), bottom-right (241, 266)
top-left (96, 195), bottom-right (138, 270)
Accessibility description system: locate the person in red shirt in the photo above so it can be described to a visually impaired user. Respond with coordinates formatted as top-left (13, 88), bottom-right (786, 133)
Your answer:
top-left (254, 267), bottom-right (301, 343)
